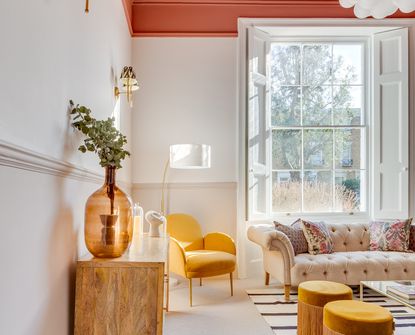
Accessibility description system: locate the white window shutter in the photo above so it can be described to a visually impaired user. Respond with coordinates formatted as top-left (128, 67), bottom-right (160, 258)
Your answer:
top-left (373, 28), bottom-right (409, 219)
top-left (247, 27), bottom-right (271, 219)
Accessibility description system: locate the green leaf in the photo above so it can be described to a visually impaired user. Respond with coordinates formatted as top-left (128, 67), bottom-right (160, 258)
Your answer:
top-left (70, 100), bottom-right (130, 168)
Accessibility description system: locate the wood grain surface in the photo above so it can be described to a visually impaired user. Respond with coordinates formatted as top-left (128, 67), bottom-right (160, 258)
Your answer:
top-left (75, 235), bottom-right (168, 335)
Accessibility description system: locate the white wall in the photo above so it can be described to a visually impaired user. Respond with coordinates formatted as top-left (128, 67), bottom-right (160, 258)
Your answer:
top-left (0, 1), bottom-right (132, 334)
top-left (132, 38), bottom-right (237, 184)
top-left (131, 38), bottom-right (238, 238)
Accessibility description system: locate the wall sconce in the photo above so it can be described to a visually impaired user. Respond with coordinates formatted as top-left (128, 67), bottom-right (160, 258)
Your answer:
top-left (114, 66), bottom-right (140, 108)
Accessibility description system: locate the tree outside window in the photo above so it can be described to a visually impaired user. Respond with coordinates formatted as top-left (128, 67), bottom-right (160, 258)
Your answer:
top-left (271, 42), bottom-right (365, 213)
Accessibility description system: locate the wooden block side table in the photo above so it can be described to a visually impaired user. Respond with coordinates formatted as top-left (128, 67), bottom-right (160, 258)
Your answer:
top-left (74, 235), bottom-right (169, 335)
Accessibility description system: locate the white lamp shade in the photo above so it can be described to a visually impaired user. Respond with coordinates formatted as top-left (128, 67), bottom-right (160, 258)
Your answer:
top-left (169, 144), bottom-right (211, 169)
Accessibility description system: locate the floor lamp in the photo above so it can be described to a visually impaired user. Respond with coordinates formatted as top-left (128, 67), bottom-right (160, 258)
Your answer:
top-left (161, 144), bottom-right (211, 215)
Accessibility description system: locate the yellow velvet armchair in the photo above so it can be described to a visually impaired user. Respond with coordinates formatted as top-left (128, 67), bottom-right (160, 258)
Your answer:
top-left (166, 213), bottom-right (236, 306)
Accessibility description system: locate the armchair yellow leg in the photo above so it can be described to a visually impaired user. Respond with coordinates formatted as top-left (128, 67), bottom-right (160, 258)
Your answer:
top-left (189, 278), bottom-right (193, 307)
top-left (230, 272), bottom-right (234, 296)
top-left (200, 278), bottom-right (202, 286)
top-left (265, 272), bottom-right (270, 286)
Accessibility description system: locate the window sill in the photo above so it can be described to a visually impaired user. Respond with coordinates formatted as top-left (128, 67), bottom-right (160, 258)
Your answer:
top-left (248, 212), bottom-right (370, 225)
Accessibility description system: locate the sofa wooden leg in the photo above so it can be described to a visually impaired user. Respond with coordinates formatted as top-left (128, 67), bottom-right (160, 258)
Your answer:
top-left (284, 285), bottom-right (291, 301)
top-left (265, 272), bottom-right (270, 286)
top-left (189, 278), bottom-right (193, 307)
top-left (200, 278), bottom-right (202, 286)
top-left (230, 272), bottom-right (234, 296)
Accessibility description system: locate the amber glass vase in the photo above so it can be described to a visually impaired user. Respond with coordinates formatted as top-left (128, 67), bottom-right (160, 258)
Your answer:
top-left (84, 166), bottom-right (133, 258)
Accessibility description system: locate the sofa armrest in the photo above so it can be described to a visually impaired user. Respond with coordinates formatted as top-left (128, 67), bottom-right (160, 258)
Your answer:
top-left (247, 224), bottom-right (295, 268)
top-left (169, 237), bottom-right (187, 278)
top-left (204, 232), bottom-right (236, 255)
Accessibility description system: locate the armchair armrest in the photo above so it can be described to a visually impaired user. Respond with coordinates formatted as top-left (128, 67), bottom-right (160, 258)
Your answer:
top-left (247, 224), bottom-right (295, 268)
top-left (204, 232), bottom-right (236, 255)
top-left (169, 237), bottom-right (187, 278)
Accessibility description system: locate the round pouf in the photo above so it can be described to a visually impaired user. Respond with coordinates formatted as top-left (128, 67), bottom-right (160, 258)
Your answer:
top-left (297, 281), bottom-right (353, 335)
top-left (323, 300), bottom-right (394, 335)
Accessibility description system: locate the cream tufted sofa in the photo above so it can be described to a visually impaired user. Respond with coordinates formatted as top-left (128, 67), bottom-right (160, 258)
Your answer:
top-left (248, 223), bottom-right (415, 300)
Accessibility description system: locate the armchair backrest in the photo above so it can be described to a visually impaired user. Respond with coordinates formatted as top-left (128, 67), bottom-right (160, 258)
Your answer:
top-left (166, 213), bottom-right (204, 251)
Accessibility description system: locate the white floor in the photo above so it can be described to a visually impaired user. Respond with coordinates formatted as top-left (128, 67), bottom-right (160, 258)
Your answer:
top-left (165, 276), bottom-right (274, 335)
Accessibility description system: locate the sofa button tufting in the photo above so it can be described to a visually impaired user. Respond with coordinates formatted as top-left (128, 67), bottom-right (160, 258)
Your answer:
top-left (343, 242), bottom-right (347, 246)
top-left (360, 241), bottom-right (363, 245)
top-left (404, 269), bottom-right (408, 272)
top-left (303, 272), bottom-right (307, 276)
top-left (323, 271), bottom-right (327, 275)
top-left (344, 270), bottom-right (347, 274)
top-left (363, 270), bottom-right (367, 274)
top-left (332, 229), bottom-right (336, 232)
top-left (384, 269), bottom-right (388, 272)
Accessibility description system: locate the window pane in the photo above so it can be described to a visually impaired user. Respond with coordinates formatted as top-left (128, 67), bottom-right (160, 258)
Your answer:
top-left (335, 129), bottom-right (364, 169)
top-left (271, 86), bottom-right (301, 126)
top-left (333, 86), bottom-right (363, 125)
top-left (272, 130), bottom-right (301, 169)
top-left (303, 44), bottom-right (332, 85)
top-left (304, 130), bottom-right (333, 169)
top-left (271, 44), bottom-right (301, 85)
top-left (303, 86), bottom-right (332, 126)
top-left (333, 44), bottom-right (363, 85)
top-left (272, 171), bottom-right (301, 212)
top-left (335, 170), bottom-right (363, 212)
top-left (268, 41), bottom-right (366, 215)
top-left (303, 171), bottom-right (332, 212)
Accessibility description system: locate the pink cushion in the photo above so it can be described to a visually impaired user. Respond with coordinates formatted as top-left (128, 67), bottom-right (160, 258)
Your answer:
top-left (369, 219), bottom-right (412, 252)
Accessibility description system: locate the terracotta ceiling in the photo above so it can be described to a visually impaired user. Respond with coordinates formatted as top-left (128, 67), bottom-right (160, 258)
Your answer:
top-left (122, 0), bottom-right (415, 37)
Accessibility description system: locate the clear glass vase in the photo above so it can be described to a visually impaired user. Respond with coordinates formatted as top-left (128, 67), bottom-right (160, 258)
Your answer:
top-left (84, 166), bottom-right (133, 258)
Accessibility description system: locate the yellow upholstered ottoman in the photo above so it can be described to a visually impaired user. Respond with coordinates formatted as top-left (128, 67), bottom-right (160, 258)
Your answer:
top-left (297, 281), bottom-right (353, 335)
top-left (323, 300), bottom-right (394, 335)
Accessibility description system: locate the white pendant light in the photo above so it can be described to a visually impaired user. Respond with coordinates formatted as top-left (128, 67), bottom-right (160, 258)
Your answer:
top-left (339, 0), bottom-right (357, 8)
top-left (394, 0), bottom-right (415, 12)
top-left (340, 0), bottom-right (415, 18)
top-left (354, 3), bottom-right (371, 18)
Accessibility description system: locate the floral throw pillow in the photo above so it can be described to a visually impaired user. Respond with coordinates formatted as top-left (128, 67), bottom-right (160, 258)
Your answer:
top-left (409, 225), bottom-right (415, 252)
top-left (301, 220), bottom-right (334, 255)
top-left (369, 219), bottom-right (412, 252)
top-left (274, 219), bottom-right (308, 255)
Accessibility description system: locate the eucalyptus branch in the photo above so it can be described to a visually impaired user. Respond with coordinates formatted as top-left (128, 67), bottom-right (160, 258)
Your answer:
top-left (69, 100), bottom-right (130, 169)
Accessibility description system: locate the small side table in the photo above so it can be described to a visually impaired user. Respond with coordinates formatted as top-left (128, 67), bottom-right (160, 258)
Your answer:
top-left (74, 235), bottom-right (169, 335)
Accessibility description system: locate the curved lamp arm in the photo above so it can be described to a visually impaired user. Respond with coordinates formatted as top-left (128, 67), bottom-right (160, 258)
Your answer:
top-left (161, 159), bottom-right (170, 215)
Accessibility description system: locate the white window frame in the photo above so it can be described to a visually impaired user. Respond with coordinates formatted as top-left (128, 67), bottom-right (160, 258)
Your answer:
top-left (236, 17), bottom-right (415, 281)
top-left (267, 37), bottom-right (370, 220)
top-left (238, 19), bottom-right (415, 225)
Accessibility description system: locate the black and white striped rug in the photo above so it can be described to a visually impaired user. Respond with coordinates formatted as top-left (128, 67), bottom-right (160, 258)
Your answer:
top-left (247, 286), bottom-right (415, 335)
